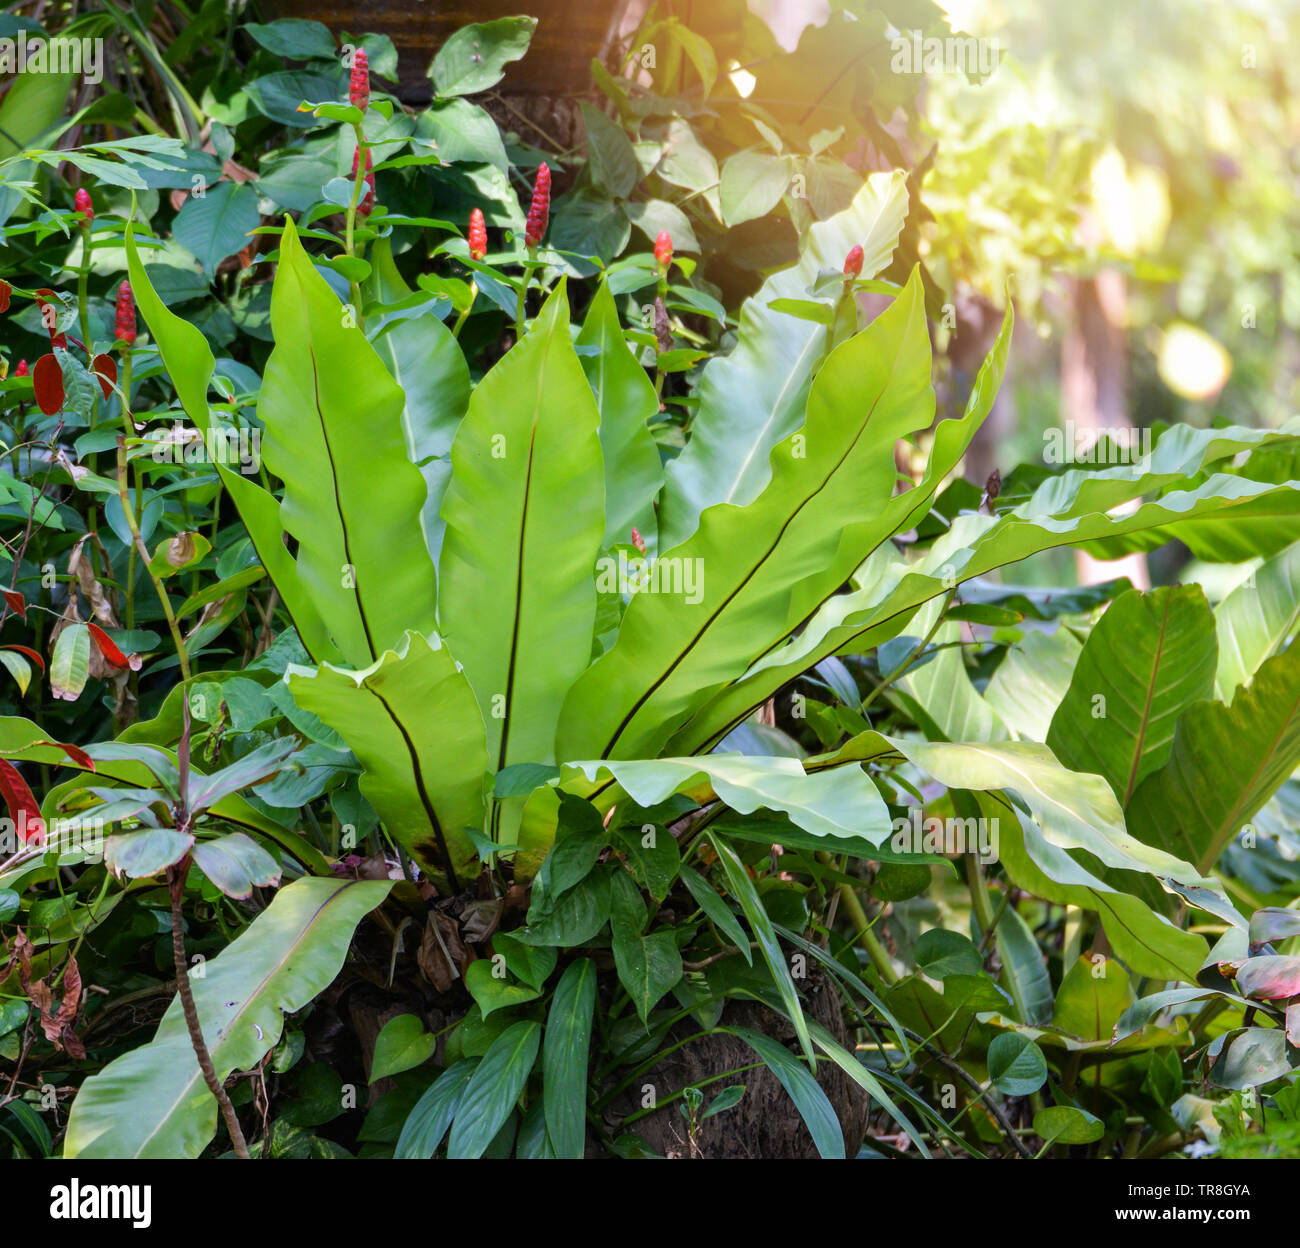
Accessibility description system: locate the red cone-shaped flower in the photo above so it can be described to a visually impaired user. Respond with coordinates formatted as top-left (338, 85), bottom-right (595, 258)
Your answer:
top-left (349, 47), bottom-right (370, 111)
top-left (114, 281), bottom-right (136, 345)
top-left (13, 359), bottom-right (28, 377)
top-left (468, 207), bottom-right (488, 261)
top-left (74, 187), bottom-right (93, 223)
top-left (654, 230), bottom-right (673, 271)
top-left (525, 162), bottom-right (551, 248)
top-left (843, 244), bottom-right (865, 278)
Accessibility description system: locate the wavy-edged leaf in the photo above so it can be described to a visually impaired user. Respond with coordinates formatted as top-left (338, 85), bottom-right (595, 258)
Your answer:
top-left (561, 753), bottom-right (891, 845)
top-left (438, 281), bottom-right (604, 773)
top-left (577, 280), bottom-right (662, 549)
top-left (446, 1020), bottom-right (541, 1159)
top-left (560, 268), bottom-right (933, 762)
top-left (658, 170), bottom-right (909, 548)
top-left (64, 878), bottom-right (391, 1157)
top-left (1047, 586), bottom-right (1218, 804)
top-left (364, 236), bottom-right (470, 565)
top-left (285, 631), bottom-right (486, 891)
top-left (543, 958), bottom-right (596, 1159)
top-left (676, 470), bottom-right (1300, 759)
top-left (259, 216), bottom-right (437, 666)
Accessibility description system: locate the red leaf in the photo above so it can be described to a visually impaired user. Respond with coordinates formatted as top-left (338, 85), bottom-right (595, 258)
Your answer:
top-left (0, 280), bottom-right (9, 313)
top-left (91, 353), bottom-right (117, 400)
top-left (0, 759), bottom-right (44, 845)
top-left (3, 645), bottom-right (45, 673)
top-left (32, 353), bottom-right (64, 416)
top-left (86, 621), bottom-right (139, 671)
top-left (2, 590), bottom-right (26, 619)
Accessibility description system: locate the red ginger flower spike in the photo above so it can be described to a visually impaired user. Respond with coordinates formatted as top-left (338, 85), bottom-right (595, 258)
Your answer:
top-left (654, 230), bottom-right (673, 272)
top-left (352, 149), bottom-right (375, 216)
top-left (843, 244), bottom-right (865, 278)
top-left (525, 162), bottom-right (550, 248)
top-left (14, 359), bottom-right (28, 377)
top-left (74, 188), bottom-right (93, 224)
top-left (349, 47), bottom-right (370, 111)
top-left (468, 207), bottom-right (487, 261)
top-left (630, 527), bottom-right (647, 555)
top-left (115, 281), bottom-right (136, 345)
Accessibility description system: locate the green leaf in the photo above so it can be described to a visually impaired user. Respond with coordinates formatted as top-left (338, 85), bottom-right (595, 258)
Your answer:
top-left (430, 17), bottom-right (537, 97)
top-left (560, 269), bottom-right (935, 762)
top-left (580, 102), bottom-right (639, 199)
top-left (394, 1060), bottom-right (477, 1158)
top-left (1052, 955), bottom-right (1136, 1042)
top-left (710, 835), bottom-right (813, 1065)
top-left (657, 170), bottom-right (909, 549)
top-left (995, 903), bottom-right (1054, 1025)
top-left (414, 98), bottom-right (508, 170)
top-left (678, 863), bottom-right (751, 963)
top-left (720, 149), bottom-right (790, 226)
top-left (439, 282), bottom-right (604, 774)
top-left (364, 236), bottom-right (470, 563)
top-left (987, 1032), bottom-right (1048, 1096)
top-left (245, 69), bottom-right (345, 127)
top-left (1214, 542), bottom-right (1300, 699)
top-left (577, 281), bottom-right (662, 549)
top-left (0, 650), bottom-right (31, 697)
top-left (285, 631), bottom-right (486, 891)
top-left (65, 878), bottom-right (391, 1157)
top-left (464, 959), bottom-right (542, 1018)
top-left (562, 755), bottom-right (891, 846)
top-left (190, 833), bottom-right (281, 900)
top-left (244, 19), bottom-right (336, 60)
top-left (260, 216), bottom-right (439, 666)
top-left (610, 870), bottom-right (682, 1025)
top-left (125, 226), bottom-right (340, 664)
top-left (103, 828), bottom-right (193, 878)
top-left (543, 958), bottom-right (596, 1159)
top-left (1047, 587), bottom-right (1217, 804)
top-left (446, 1020), bottom-right (541, 1158)
top-left (173, 182), bottom-right (260, 277)
top-left (722, 1026), bottom-right (843, 1159)
top-left (1033, 1104), bottom-right (1104, 1145)
top-left (371, 1015), bottom-right (437, 1080)
top-left (1127, 641), bottom-right (1300, 875)
top-left (50, 624), bottom-right (90, 701)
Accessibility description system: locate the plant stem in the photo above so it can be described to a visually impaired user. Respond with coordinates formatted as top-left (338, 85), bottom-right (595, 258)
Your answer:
top-left (834, 875), bottom-right (897, 985)
top-left (515, 260), bottom-right (537, 340)
top-left (452, 279), bottom-right (478, 339)
top-left (168, 858), bottom-right (248, 1159)
top-left (116, 434), bottom-right (189, 680)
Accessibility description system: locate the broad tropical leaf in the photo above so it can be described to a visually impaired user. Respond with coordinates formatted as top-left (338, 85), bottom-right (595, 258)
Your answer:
top-left (259, 217), bottom-right (438, 665)
top-left (64, 878), bottom-right (390, 1158)
top-left (1127, 640), bottom-right (1300, 875)
top-left (285, 631), bottom-right (487, 890)
top-left (559, 268), bottom-right (934, 762)
top-left (364, 236), bottom-right (471, 565)
top-left (1047, 586), bottom-right (1218, 804)
top-left (438, 282), bottom-right (605, 773)
top-left (577, 280), bottom-right (662, 550)
top-left (658, 170), bottom-right (909, 548)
